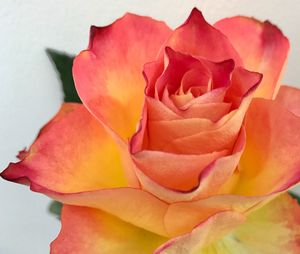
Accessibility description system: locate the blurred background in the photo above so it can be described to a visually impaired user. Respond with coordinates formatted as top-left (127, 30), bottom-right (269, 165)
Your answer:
top-left (1, 0), bottom-right (300, 253)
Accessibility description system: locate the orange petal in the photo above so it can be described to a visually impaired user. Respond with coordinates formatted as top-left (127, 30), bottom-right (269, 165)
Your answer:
top-left (162, 87), bottom-right (232, 121)
top-left (165, 8), bottom-right (242, 65)
top-left (51, 205), bottom-right (167, 254)
top-left (130, 97), bottom-right (182, 153)
top-left (146, 117), bottom-right (222, 152)
top-left (215, 16), bottom-right (289, 99)
top-left (144, 68), bottom-right (261, 153)
top-left (73, 13), bottom-right (172, 140)
top-left (200, 194), bottom-right (300, 253)
top-left (146, 97), bottom-right (181, 121)
top-left (132, 149), bottom-right (228, 191)
top-left (179, 87), bottom-right (228, 106)
top-left (180, 68), bottom-right (211, 94)
top-left (1, 103), bottom-right (134, 192)
top-left (162, 66), bottom-right (260, 120)
top-left (235, 98), bottom-right (300, 195)
top-left (160, 93), bottom-right (251, 155)
top-left (133, 129), bottom-right (245, 203)
top-left (276, 85), bottom-right (300, 116)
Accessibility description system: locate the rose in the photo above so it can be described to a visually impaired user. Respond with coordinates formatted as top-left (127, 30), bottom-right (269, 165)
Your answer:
top-left (2, 8), bottom-right (300, 253)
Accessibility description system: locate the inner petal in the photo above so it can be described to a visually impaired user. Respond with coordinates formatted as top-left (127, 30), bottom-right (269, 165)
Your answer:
top-left (170, 92), bottom-right (194, 108)
top-left (132, 149), bottom-right (228, 191)
top-left (180, 68), bottom-right (211, 94)
top-left (170, 67), bottom-right (212, 108)
top-left (162, 88), bottom-right (232, 122)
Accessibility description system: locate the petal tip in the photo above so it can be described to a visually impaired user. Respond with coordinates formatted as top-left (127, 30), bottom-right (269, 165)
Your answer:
top-left (186, 7), bottom-right (206, 25)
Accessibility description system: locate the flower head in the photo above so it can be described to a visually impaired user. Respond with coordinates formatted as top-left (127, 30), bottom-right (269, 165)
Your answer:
top-left (2, 8), bottom-right (300, 253)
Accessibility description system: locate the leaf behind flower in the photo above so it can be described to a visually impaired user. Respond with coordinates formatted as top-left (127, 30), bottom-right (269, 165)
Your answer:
top-left (289, 191), bottom-right (300, 205)
top-left (46, 48), bottom-right (81, 103)
top-left (48, 201), bottom-right (62, 219)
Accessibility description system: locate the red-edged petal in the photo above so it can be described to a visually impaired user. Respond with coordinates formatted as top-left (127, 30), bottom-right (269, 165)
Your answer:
top-left (225, 67), bottom-right (263, 108)
top-left (155, 47), bottom-right (204, 98)
top-left (276, 85), bottom-right (300, 116)
top-left (1, 103), bottom-right (136, 191)
top-left (165, 8), bottom-right (242, 65)
top-left (73, 13), bottom-right (172, 140)
top-left (51, 205), bottom-right (167, 254)
top-left (215, 16), bottom-right (289, 99)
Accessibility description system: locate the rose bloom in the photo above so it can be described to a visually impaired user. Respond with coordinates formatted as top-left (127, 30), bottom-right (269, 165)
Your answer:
top-left (2, 8), bottom-right (300, 253)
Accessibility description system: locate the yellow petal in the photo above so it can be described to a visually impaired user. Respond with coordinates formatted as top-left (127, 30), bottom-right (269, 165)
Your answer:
top-left (201, 194), bottom-right (300, 254)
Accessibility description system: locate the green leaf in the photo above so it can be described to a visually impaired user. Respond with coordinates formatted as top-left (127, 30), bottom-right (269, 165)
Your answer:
top-left (46, 48), bottom-right (81, 103)
top-left (289, 191), bottom-right (300, 205)
top-left (48, 201), bottom-right (63, 219)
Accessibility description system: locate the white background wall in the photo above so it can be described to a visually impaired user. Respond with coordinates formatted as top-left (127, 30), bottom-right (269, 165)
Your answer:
top-left (0, 1), bottom-right (300, 253)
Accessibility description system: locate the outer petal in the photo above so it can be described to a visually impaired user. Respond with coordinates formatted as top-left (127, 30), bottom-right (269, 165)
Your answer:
top-left (51, 205), bottom-right (167, 254)
top-left (1, 103), bottom-right (130, 192)
top-left (36, 186), bottom-right (170, 237)
top-left (200, 194), bottom-right (300, 254)
top-left (165, 8), bottom-right (242, 65)
top-left (155, 211), bottom-right (245, 254)
top-left (276, 85), bottom-right (300, 116)
top-left (215, 16), bottom-right (289, 99)
top-left (163, 191), bottom-right (272, 237)
top-left (73, 13), bottom-right (172, 140)
top-left (235, 98), bottom-right (300, 195)
top-left (56, 189), bottom-right (283, 239)
top-left (18, 178), bottom-right (288, 239)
